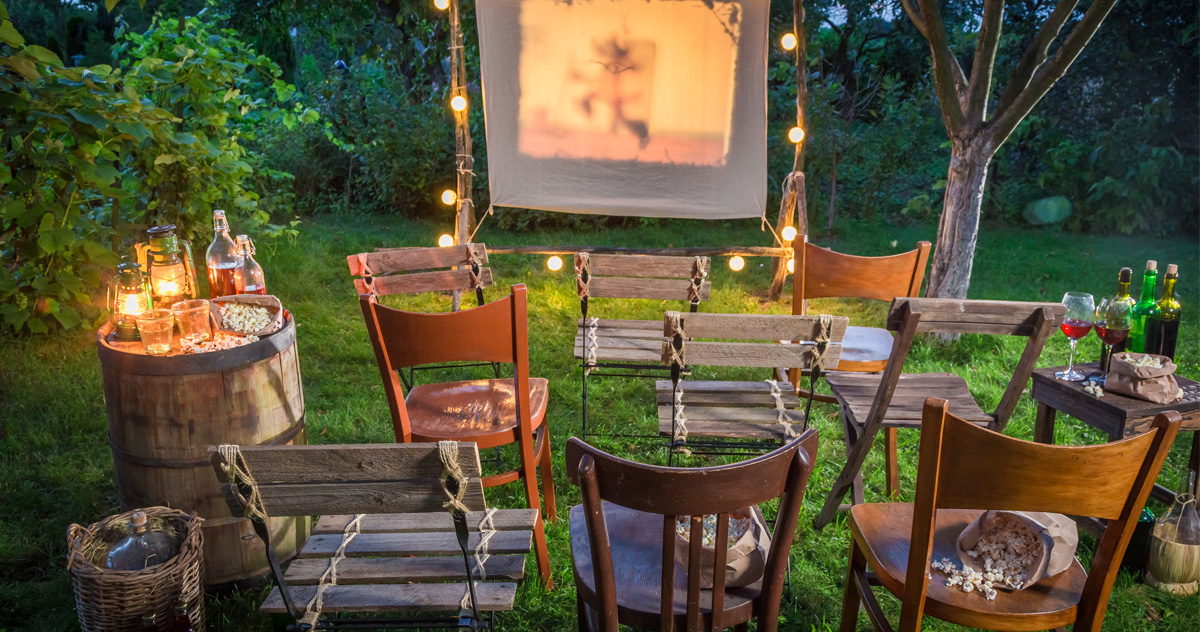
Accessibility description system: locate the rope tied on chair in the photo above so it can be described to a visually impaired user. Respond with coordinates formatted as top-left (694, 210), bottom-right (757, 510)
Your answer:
top-left (764, 380), bottom-right (798, 439)
top-left (216, 444), bottom-right (268, 523)
top-left (472, 507), bottom-right (498, 580)
top-left (466, 244), bottom-right (485, 289)
top-left (688, 257), bottom-right (709, 306)
top-left (665, 312), bottom-right (687, 369)
top-left (356, 253), bottom-right (378, 297)
top-left (585, 317), bottom-right (599, 367)
top-left (672, 379), bottom-right (690, 451)
top-left (437, 441), bottom-right (496, 612)
top-left (298, 513), bottom-right (364, 628)
top-left (575, 253), bottom-right (591, 299)
top-left (808, 314), bottom-right (834, 368)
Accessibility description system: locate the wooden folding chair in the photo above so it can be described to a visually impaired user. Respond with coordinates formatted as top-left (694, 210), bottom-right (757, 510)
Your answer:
top-left (840, 398), bottom-right (1181, 632)
top-left (657, 312), bottom-right (846, 461)
top-left (211, 441), bottom-right (539, 631)
top-left (566, 429), bottom-right (819, 632)
top-left (358, 284), bottom-right (555, 585)
top-left (573, 253), bottom-right (712, 440)
top-left (348, 243), bottom-right (498, 388)
top-left (790, 237), bottom-right (930, 385)
top-left (814, 298), bottom-right (1064, 530)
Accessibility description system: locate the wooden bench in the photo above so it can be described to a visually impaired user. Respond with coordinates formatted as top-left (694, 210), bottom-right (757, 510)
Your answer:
top-left (348, 243), bottom-right (497, 388)
top-left (211, 442), bottom-right (536, 630)
top-left (656, 312), bottom-right (846, 460)
top-left (573, 253), bottom-right (711, 439)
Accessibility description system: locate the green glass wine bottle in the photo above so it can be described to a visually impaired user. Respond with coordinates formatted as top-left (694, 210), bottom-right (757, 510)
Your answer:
top-left (1128, 260), bottom-right (1160, 353)
top-left (1100, 266), bottom-right (1136, 368)
top-left (1146, 264), bottom-right (1181, 359)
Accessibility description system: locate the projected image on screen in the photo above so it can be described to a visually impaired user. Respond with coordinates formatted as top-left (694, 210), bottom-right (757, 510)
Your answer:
top-left (517, 0), bottom-right (741, 166)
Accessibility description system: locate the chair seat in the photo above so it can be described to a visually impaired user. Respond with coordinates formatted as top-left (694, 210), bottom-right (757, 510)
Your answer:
top-left (825, 372), bottom-right (994, 429)
top-left (835, 325), bottom-right (894, 371)
top-left (570, 503), bottom-right (758, 630)
top-left (850, 503), bottom-right (1085, 630)
top-left (406, 378), bottom-right (548, 442)
top-left (654, 380), bottom-right (805, 440)
top-left (574, 318), bottom-right (667, 365)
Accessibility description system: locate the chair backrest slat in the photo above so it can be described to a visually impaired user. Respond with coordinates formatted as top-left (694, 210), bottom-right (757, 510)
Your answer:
top-left (347, 244), bottom-right (492, 299)
top-left (662, 312), bottom-right (847, 371)
top-left (210, 442), bottom-right (487, 518)
top-left (797, 239), bottom-right (930, 306)
top-left (885, 298), bottom-right (1064, 336)
top-left (904, 399), bottom-right (1181, 630)
top-left (567, 431), bottom-right (818, 632)
top-left (576, 253), bottom-right (711, 304)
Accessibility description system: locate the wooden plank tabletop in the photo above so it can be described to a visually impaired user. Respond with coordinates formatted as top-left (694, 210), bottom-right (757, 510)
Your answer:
top-left (1031, 363), bottom-right (1200, 437)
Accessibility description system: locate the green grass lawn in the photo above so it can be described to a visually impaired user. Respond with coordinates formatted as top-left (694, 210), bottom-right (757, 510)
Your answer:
top-left (1, 213), bottom-right (1197, 631)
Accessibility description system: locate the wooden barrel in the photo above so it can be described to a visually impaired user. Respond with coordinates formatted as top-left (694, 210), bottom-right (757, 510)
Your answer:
top-left (97, 315), bottom-right (309, 587)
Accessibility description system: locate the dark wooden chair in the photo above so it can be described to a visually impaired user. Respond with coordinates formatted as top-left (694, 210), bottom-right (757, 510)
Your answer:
top-left (358, 284), bottom-right (555, 585)
top-left (840, 398), bottom-right (1181, 632)
top-left (211, 441), bottom-right (538, 631)
top-left (656, 312), bottom-right (846, 460)
top-left (348, 243), bottom-right (497, 388)
top-left (574, 253), bottom-right (712, 440)
top-left (790, 237), bottom-right (930, 384)
top-left (566, 429), bottom-right (819, 632)
top-left (814, 298), bottom-right (1064, 529)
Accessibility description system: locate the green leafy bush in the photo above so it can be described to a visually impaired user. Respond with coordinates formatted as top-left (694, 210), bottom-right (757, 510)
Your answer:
top-left (0, 1), bottom-right (314, 334)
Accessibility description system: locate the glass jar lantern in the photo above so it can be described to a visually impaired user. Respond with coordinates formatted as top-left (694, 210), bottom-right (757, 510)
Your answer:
top-left (109, 257), bottom-right (152, 341)
top-left (137, 225), bottom-right (197, 309)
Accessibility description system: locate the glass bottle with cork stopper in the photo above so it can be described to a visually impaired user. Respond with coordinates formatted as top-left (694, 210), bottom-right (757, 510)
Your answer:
top-left (232, 234), bottom-right (267, 295)
top-left (205, 210), bottom-right (240, 299)
top-left (170, 600), bottom-right (195, 632)
top-left (1146, 263), bottom-right (1181, 360)
top-left (104, 510), bottom-right (179, 571)
top-left (1129, 260), bottom-right (1160, 353)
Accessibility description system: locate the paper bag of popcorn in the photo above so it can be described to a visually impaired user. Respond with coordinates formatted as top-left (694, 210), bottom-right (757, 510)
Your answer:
top-left (674, 507), bottom-right (770, 589)
top-left (957, 511), bottom-right (1078, 590)
top-left (1106, 352), bottom-right (1179, 404)
top-left (210, 294), bottom-right (284, 337)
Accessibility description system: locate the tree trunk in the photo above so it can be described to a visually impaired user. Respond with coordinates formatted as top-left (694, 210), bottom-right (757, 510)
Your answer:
top-left (925, 139), bottom-right (993, 299)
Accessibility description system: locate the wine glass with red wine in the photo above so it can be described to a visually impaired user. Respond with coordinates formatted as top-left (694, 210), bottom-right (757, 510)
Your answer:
top-left (1055, 292), bottom-right (1094, 382)
top-left (1094, 296), bottom-right (1132, 385)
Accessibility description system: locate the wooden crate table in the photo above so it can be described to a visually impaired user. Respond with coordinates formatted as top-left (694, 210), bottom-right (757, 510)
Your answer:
top-left (1031, 363), bottom-right (1200, 505)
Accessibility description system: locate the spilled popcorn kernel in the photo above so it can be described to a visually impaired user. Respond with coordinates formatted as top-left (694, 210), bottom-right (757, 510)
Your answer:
top-left (1083, 382), bottom-right (1104, 398)
top-left (931, 515), bottom-right (1043, 600)
top-left (220, 303), bottom-right (272, 334)
top-left (181, 332), bottom-right (259, 354)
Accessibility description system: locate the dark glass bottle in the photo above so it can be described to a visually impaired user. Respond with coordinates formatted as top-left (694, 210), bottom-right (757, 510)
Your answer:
top-left (1128, 260), bottom-right (1160, 353)
top-left (104, 511), bottom-right (178, 571)
top-left (1100, 266), bottom-right (1136, 369)
top-left (140, 613), bottom-right (158, 632)
top-left (170, 601), bottom-right (195, 632)
top-left (1146, 264), bottom-right (1181, 359)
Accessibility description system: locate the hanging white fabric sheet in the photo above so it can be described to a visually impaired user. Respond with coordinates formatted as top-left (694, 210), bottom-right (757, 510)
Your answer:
top-left (476, 0), bottom-right (768, 219)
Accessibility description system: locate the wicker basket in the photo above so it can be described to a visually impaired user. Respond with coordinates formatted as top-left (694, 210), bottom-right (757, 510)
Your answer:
top-left (67, 507), bottom-right (205, 632)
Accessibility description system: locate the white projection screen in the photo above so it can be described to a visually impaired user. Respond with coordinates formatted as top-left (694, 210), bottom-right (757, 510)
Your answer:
top-left (476, 0), bottom-right (768, 219)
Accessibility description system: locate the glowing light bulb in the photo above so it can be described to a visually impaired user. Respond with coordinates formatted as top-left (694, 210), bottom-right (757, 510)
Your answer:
top-left (788, 127), bottom-right (805, 144)
top-left (441, 189), bottom-right (457, 205)
top-left (438, 234), bottom-right (454, 248)
top-left (781, 33), bottom-right (798, 51)
top-left (781, 225), bottom-right (798, 242)
top-left (787, 258), bottom-right (795, 273)
top-left (546, 255), bottom-right (563, 272)
top-left (122, 294), bottom-right (144, 316)
top-left (434, 0), bottom-right (449, 10)
top-left (729, 256), bottom-right (745, 272)
top-left (450, 95), bottom-right (467, 112)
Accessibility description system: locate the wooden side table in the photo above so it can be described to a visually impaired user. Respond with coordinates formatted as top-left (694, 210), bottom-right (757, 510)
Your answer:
top-left (1031, 362), bottom-right (1200, 504)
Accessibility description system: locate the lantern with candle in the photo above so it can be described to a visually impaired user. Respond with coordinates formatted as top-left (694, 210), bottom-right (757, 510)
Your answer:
top-left (108, 257), bottom-right (152, 341)
top-left (137, 225), bottom-right (197, 309)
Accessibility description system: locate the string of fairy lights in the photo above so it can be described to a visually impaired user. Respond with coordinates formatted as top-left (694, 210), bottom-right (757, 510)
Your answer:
top-left (431, 1), bottom-right (805, 274)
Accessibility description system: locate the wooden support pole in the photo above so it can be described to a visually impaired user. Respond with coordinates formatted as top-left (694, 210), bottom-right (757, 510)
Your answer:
top-left (449, 0), bottom-right (472, 310)
top-left (767, 0), bottom-right (809, 301)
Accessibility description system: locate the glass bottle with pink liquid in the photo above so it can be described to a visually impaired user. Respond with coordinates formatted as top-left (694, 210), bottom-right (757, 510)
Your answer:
top-left (233, 234), bottom-right (267, 295)
top-left (205, 210), bottom-right (240, 298)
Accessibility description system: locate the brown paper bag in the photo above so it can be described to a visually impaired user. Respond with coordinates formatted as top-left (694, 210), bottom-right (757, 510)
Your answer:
top-left (957, 511), bottom-right (1078, 590)
top-left (1106, 352), bottom-right (1179, 404)
top-left (674, 507), bottom-right (770, 589)
top-left (210, 294), bottom-right (284, 337)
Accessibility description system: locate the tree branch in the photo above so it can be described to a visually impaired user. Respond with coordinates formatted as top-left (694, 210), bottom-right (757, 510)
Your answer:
top-left (917, 0), bottom-right (966, 134)
top-left (993, 0), bottom-right (1079, 117)
top-left (966, 0), bottom-right (1005, 125)
top-left (822, 17), bottom-right (844, 38)
top-left (988, 0), bottom-right (1120, 149)
top-left (899, 0), bottom-right (929, 39)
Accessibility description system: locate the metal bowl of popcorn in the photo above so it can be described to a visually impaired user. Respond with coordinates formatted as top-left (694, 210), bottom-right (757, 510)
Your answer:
top-left (210, 295), bottom-right (285, 338)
